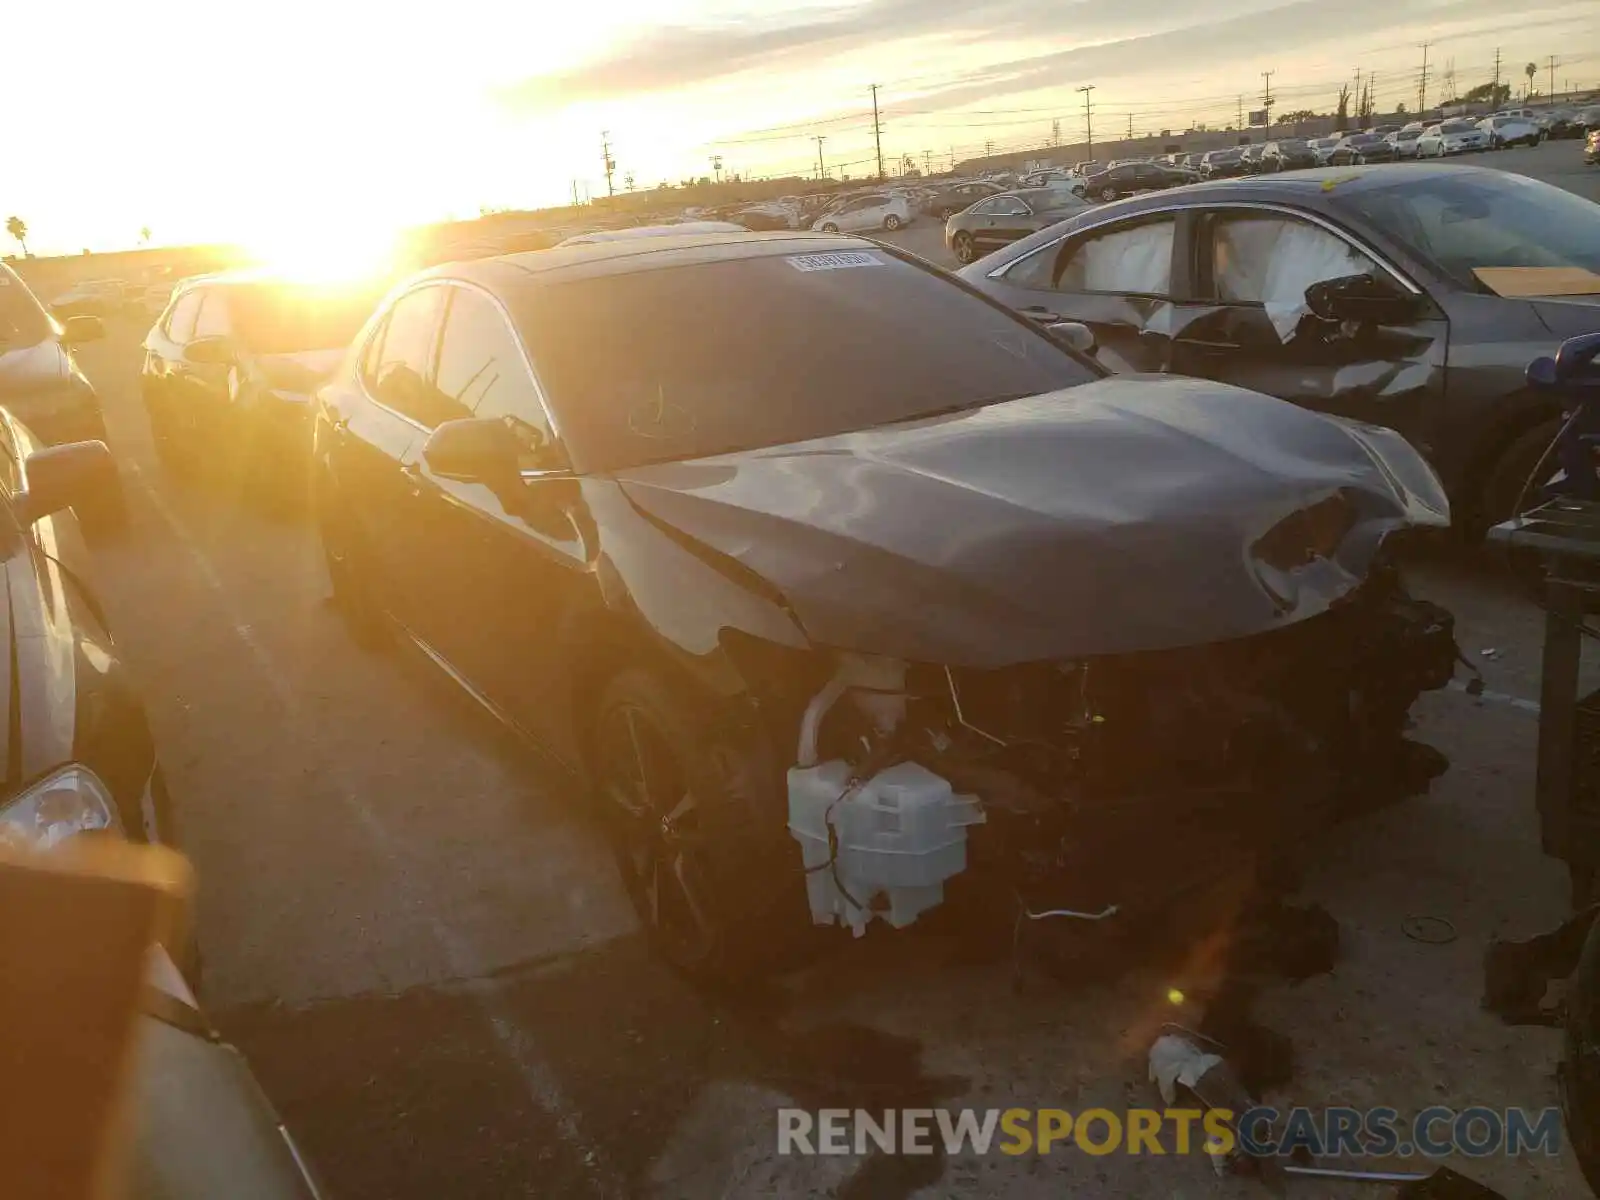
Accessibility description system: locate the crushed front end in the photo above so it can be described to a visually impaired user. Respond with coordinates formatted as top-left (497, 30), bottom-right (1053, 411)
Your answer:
top-left (783, 560), bottom-right (1458, 947)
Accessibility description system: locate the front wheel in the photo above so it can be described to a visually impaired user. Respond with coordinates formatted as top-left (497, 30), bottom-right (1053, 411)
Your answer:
top-left (882, 213), bottom-right (903, 231)
top-left (819, 222), bottom-right (838, 234)
top-left (1479, 417), bottom-right (1564, 537)
top-left (1099, 186), bottom-right (1117, 202)
top-left (592, 669), bottom-right (808, 982)
top-left (951, 231), bottom-right (977, 264)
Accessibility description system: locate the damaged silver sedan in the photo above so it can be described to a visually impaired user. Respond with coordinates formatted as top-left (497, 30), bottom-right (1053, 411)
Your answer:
top-left (310, 231), bottom-right (1460, 979)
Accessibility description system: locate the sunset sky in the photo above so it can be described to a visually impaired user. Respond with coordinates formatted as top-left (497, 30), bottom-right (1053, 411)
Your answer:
top-left (6, 0), bottom-right (1597, 256)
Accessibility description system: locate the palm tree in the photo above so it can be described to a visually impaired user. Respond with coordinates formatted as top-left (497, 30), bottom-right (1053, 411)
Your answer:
top-left (1526, 62), bottom-right (1538, 100)
top-left (4, 216), bottom-right (25, 257)
top-left (139, 226), bottom-right (151, 245)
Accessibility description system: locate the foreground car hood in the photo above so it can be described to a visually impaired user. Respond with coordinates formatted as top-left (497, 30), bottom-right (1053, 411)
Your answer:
top-left (616, 377), bottom-right (1448, 666)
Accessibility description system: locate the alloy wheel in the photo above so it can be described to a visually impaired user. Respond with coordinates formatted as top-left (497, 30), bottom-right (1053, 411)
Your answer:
top-left (952, 232), bottom-right (976, 263)
top-left (598, 704), bottom-right (719, 966)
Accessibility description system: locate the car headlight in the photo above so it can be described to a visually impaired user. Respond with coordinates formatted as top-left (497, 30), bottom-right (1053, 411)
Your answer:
top-left (0, 764), bottom-right (122, 852)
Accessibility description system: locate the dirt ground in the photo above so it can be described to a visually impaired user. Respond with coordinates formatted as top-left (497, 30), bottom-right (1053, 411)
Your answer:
top-left (71, 141), bottom-right (1600, 1198)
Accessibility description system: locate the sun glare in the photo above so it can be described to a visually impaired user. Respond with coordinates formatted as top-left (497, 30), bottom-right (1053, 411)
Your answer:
top-left (242, 219), bottom-right (406, 287)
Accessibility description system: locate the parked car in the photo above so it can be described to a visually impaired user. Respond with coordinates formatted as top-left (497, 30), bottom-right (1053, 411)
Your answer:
top-left (1387, 128), bottom-right (1426, 158)
top-left (945, 188), bottom-right (1090, 264)
top-left (1261, 139), bottom-right (1318, 171)
top-left (4, 789), bottom-right (323, 1198)
top-left (1307, 136), bottom-right (1343, 165)
top-left (0, 263), bottom-right (116, 450)
top-left (1199, 148), bottom-right (1250, 178)
top-left (50, 279), bottom-right (126, 319)
top-left (1238, 144), bottom-right (1267, 174)
top-left (813, 193), bottom-right (914, 233)
top-left (556, 221), bottom-right (746, 247)
top-left (0, 407), bottom-right (180, 915)
top-left (958, 163), bottom-right (1600, 535)
top-left (141, 272), bottom-right (384, 502)
top-left (730, 203), bottom-right (798, 231)
top-left (1072, 160), bottom-right (1193, 202)
top-left (1415, 119), bottom-right (1490, 157)
top-left (311, 229), bottom-right (1457, 979)
top-left (924, 180), bottom-right (1006, 219)
top-left (1328, 132), bottom-right (1398, 165)
top-left (1478, 115), bottom-right (1544, 148)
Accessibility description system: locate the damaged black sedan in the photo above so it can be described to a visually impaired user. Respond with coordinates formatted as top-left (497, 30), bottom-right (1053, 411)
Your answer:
top-left (312, 232), bottom-right (1458, 979)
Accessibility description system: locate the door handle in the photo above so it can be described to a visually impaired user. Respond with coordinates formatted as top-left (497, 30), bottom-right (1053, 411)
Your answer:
top-left (402, 460), bottom-right (424, 496)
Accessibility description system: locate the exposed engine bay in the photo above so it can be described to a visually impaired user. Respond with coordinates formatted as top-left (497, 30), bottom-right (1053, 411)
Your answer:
top-left (783, 562), bottom-right (1458, 944)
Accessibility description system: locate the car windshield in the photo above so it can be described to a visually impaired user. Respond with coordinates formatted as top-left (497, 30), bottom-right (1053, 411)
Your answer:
top-left (1440, 121), bottom-right (1476, 133)
top-left (0, 268), bottom-right (52, 346)
top-left (1397, 130), bottom-right (1422, 140)
top-left (515, 250), bottom-right (1098, 472)
top-left (1278, 139), bottom-right (1309, 150)
top-left (226, 282), bottom-right (382, 354)
top-left (1336, 171), bottom-right (1600, 293)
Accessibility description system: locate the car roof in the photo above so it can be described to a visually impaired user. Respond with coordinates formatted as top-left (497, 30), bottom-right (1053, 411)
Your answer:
top-left (418, 231), bottom-right (888, 289)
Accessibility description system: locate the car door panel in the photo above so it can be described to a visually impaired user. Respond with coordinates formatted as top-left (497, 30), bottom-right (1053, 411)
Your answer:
top-left (337, 285), bottom-right (446, 621)
top-left (1167, 208), bottom-right (1448, 444)
top-left (395, 284), bottom-right (591, 765)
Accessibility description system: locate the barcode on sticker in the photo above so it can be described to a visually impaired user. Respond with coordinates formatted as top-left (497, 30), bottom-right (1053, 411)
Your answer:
top-left (786, 251), bottom-right (885, 272)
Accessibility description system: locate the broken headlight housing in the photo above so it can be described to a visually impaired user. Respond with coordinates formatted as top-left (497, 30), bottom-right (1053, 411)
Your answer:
top-left (0, 763), bottom-right (121, 852)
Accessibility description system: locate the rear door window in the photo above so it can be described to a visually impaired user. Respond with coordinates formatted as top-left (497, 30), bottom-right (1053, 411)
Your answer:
top-left (164, 291), bottom-right (203, 343)
top-left (366, 286), bottom-right (448, 427)
top-left (191, 290), bottom-right (231, 338)
top-left (435, 287), bottom-right (561, 470)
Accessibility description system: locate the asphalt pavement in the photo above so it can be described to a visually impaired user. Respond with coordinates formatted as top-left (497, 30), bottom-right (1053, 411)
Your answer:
top-left (72, 140), bottom-right (1600, 1199)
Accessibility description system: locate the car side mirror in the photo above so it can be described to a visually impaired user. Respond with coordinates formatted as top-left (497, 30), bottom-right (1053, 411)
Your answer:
top-left (1304, 273), bottom-right (1421, 326)
top-left (422, 417), bottom-right (521, 484)
top-left (58, 316), bottom-right (104, 347)
top-left (1528, 332), bottom-right (1600, 392)
top-left (1045, 321), bottom-right (1098, 356)
top-left (14, 441), bottom-right (117, 526)
top-left (183, 335), bottom-right (235, 365)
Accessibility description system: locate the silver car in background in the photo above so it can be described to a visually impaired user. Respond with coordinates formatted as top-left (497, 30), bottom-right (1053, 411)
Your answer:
top-left (813, 193), bottom-right (915, 234)
top-left (1416, 119), bottom-right (1490, 157)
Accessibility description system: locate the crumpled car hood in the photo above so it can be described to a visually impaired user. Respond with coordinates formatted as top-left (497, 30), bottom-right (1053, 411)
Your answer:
top-left (616, 376), bottom-right (1448, 666)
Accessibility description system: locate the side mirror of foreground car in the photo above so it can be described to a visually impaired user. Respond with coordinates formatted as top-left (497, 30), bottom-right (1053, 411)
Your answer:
top-left (1046, 321), bottom-right (1098, 356)
top-left (14, 441), bottom-right (117, 526)
top-left (182, 335), bottom-right (235, 366)
top-left (422, 417), bottom-right (521, 484)
top-left (1305, 272), bottom-right (1422, 327)
top-left (58, 316), bottom-right (104, 347)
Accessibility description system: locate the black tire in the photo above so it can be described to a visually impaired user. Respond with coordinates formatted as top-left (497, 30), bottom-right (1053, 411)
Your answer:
top-left (882, 213), bottom-right (902, 231)
top-left (951, 231), bottom-right (977, 264)
top-left (316, 488), bottom-right (388, 651)
top-left (1099, 185), bottom-right (1117, 202)
top-left (1479, 417), bottom-right (1563, 537)
top-left (591, 668), bottom-right (811, 984)
top-left (819, 222), bottom-right (839, 234)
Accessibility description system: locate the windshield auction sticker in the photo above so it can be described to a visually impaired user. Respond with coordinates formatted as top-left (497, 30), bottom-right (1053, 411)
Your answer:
top-left (786, 251), bottom-right (886, 272)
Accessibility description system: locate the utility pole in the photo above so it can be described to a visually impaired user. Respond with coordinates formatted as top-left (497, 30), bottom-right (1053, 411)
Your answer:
top-left (1418, 42), bottom-right (1430, 114)
top-left (1493, 47), bottom-right (1502, 96)
top-left (1077, 85), bottom-right (1095, 155)
top-left (1237, 94), bottom-right (1244, 130)
top-left (1354, 67), bottom-right (1362, 119)
top-left (1127, 112), bottom-right (1133, 140)
top-left (1262, 69), bottom-right (1274, 128)
top-left (1549, 56), bottom-right (1558, 105)
top-left (1051, 118), bottom-right (1061, 147)
top-left (571, 180), bottom-right (580, 207)
top-left (710, 154), bottom-right (723, 183)
top-left (922, 149), bottom-right (932, 174)
top-left (985, 138), bottom-right (995, 157)
top-left (813, 135), bottom-right (826, 181)
top-left (870, 84), bottom-right (885, 181)
top-left (601, 131), bottom-right (616, 197)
